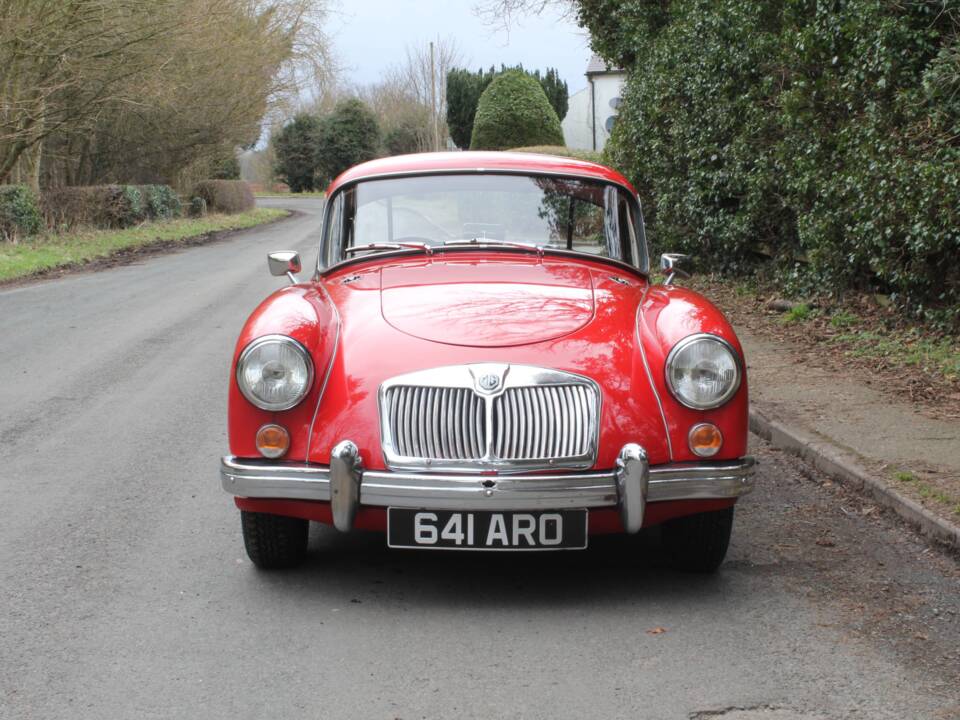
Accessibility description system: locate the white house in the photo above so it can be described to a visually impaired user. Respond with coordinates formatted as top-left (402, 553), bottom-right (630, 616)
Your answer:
top-left (562, 55), bottom-right (626, 152)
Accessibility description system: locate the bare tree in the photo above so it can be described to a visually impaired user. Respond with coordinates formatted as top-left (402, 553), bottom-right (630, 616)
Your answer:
top-left (0, 0), bottom-right (335, 189)
top-left (395, 37), bottom-right (461, 151)
top-left (472, 0), bottom-right (577, 34)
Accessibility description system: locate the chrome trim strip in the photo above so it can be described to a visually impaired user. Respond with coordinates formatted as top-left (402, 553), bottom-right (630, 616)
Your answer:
top-left (220, 453), bottom-right (756, 513)
top-left (636, 285), bottom-right (674, 460)
top-left (221, 456), bottom-right (331, 501)
top-left (304, 281), bottom-right (341, 461)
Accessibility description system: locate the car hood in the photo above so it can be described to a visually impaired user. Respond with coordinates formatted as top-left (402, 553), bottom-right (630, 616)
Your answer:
top-left (307, 254), bottom-right (674, 468)
top-left (380, 257), bottom-right (595, 347)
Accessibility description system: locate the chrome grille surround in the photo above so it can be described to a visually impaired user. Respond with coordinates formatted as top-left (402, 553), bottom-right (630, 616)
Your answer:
top-left (379, 364), bottom-right (601, 473)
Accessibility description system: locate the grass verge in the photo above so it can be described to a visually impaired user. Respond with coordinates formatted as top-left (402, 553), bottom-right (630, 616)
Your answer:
top-left (0, 208), bottom-right (288, 283)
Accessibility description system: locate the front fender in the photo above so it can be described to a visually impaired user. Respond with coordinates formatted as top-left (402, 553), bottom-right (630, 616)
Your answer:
top-left (638, 285), bottom-right (749, 462)
top-left (227, 285), bottom-right (338, 460)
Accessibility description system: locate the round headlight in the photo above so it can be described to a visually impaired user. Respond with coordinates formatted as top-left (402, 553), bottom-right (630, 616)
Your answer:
top-left (665, 334), bottom-right (741, 410)
top-left (236, 335), bottom-right (314, 411)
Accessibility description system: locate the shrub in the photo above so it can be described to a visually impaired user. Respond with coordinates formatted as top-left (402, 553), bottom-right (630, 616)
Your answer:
top-left (578, 0), bottom-right (960, 329)
top-left (0, 185), bottom-right (42, 241)
top-left (470, 70), bottom-right (564, 151)
top-left (313, 99), bottom-right (381, 185)
top-left (273, 113), bottom-right (323, 192)
top-left (190, 180), bottom-right (255, 214)
top-left (132, 185), bottom-right (182, 220)
top-left (41, 185), bottom-right (147, 229)
top-left (189, 196), bottom-right (208, 217)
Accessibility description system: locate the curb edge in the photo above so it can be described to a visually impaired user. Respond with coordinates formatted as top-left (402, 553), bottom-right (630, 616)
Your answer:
top-left (749, 406), bottom-right (960, 550)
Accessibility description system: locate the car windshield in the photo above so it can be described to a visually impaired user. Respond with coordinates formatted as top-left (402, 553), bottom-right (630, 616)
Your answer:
top-left (325, 173), bottom-right (647, 269)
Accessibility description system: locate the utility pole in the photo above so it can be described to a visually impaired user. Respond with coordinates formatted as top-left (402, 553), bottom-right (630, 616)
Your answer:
top-left (430, 40), bottom-right (438, 151)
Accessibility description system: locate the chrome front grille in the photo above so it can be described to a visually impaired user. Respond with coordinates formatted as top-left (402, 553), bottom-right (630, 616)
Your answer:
top-left (379, 364), bottom-right (600, 473)
top-left (386, 386), bottom-right (485, 460)
top-left (493, 385), bottom-right (595, 460)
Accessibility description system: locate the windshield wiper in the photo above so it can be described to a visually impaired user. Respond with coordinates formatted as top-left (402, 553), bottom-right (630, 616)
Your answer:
top-left (443, 238), bottom-right (543, 254)
top-left (344, 242), bottom-right (432, 256)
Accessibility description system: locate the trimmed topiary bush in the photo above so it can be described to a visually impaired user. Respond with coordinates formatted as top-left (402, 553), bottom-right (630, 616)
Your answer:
top-left (511, 145), bottom-right (603, 164)
top-left (470, 70), bottom-right (564, 151)
top-left (41, 185), bottom-right (147, 229)
top-left (313, 99), bottom-right (381, 185)
top-left (0, 185), bottom-right (42, 241)
top-left (191, 180), bottom-right (255, 214)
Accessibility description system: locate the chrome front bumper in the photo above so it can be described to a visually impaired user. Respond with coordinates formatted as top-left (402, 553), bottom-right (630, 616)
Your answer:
top-left (222, 443), bottom-right (755, 534)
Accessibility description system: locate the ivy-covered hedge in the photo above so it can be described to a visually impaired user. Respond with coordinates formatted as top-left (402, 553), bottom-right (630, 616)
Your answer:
top-left (41, 184), bottom-right (182, 229)
top-left (191, 180), bottom-right (255, 214)
top-left (578, 0), bottom-right (960, 329)
top-left (0, 185), bottom-right (42, 241)
top-left (470, 70), bottom-right (564, 150)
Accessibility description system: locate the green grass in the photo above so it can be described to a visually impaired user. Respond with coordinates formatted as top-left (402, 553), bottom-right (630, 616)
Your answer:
top-left (829, 310), bottom-right (858, 328)
top-left (780, 303), bottom-right (813, 324)
top-left (831, 329), bottom-right (960, 380)
top-left (254, 191), bottom-right (325, 198)
top-left (892, 469), bottom-right (960, 511)
top-left (0, 208), bottom-right (288, 282)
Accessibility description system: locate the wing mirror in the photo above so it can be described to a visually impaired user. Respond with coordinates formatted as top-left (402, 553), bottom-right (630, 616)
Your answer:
top-left (268, 251), bottom-right (301, 284)
top-left (660, 253), bottom-right (691, 285)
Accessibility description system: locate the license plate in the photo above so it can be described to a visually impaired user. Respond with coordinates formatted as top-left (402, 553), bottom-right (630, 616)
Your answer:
top-left (387, 509), bottom-right (588, 550)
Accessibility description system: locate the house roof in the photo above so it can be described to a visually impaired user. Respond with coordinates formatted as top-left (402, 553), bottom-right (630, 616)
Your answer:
top-left (586, 54), bottom-right (624, 76)
top-left (325, 151), bottom-right (637, 196)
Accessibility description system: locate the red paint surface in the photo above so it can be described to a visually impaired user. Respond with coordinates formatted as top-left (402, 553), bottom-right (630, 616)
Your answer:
top-left (380, 257), bottom-right (595, 347)
top-left (325, 151), bottom-right (638, 197)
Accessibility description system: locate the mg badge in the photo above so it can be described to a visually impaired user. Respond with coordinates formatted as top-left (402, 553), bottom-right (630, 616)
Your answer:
top-left (478, 373), bottom-right (500, 391)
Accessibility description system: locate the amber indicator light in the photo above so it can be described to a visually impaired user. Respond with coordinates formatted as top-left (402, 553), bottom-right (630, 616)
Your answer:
top-left (256, 424), bottom-right (290, 459)
top-left (688, 423), bottom-right (722, 457)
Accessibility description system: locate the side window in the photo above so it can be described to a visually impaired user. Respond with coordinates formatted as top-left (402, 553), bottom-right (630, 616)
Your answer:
top-left (323, 193), bottom-right (343, 267)
top-left (617, 193), bottom-right (637, 267)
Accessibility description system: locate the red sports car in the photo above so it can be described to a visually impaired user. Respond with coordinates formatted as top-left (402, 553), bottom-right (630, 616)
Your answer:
top-left (221, 152), bottom-right (755, 571)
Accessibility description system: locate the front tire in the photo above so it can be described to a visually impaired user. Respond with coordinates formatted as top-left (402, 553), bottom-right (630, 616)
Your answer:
top-left (240, 511), bottom-right (308, 569)
top-left (661, 507), bottom-right (734, 573)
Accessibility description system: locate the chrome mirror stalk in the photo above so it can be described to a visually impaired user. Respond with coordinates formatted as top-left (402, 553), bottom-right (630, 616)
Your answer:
top-left (660, 253), bottom-right (691, 285)
top-left (268, 251), bottom-right (302, 284)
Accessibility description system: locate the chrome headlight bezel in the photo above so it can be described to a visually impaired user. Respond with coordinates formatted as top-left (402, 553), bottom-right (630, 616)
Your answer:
top-left (236, 334), bottom-right (314, 411)
top-left (665, 333), bottom-right (742, 410)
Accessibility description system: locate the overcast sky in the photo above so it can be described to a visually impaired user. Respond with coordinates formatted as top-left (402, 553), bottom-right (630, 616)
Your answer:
top-left (326, 1), bottom-right (594, 94)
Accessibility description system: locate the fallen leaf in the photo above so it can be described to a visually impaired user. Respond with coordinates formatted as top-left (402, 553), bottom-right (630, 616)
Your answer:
top-left (646, 627), bottom-right (667, 635)
top-left (816, 538), bottom-right (836, 547)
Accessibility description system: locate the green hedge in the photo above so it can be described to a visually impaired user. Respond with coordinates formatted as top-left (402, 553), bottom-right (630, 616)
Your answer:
top-left (578, 0), bottom-right (960, 329)
top-left (191, 180), bottom-right (255, 214)
top-left (0, 185), bottom-right (42, 241)
top-left (133, 184), bottom-right (182, 220)
top-left (470, 70), bottom-right (564, 150)
top-left (41, 184), bottom-right (181, 229)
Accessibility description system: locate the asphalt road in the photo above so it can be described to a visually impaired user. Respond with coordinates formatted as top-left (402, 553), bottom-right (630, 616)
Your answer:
top-left (2, 198), bottom-right (958, 720)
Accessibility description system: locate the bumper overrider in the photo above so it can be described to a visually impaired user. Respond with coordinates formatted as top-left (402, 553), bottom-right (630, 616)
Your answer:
top-left (221, 443), bottom-right (755, 534)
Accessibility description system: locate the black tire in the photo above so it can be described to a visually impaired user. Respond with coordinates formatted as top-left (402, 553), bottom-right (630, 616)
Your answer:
top-left (240, 511), bottom-right (308, 569)
top-left (661, 507), bottom-right (734, 573)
